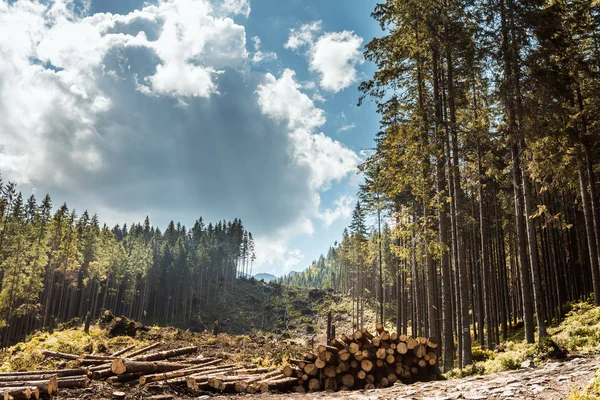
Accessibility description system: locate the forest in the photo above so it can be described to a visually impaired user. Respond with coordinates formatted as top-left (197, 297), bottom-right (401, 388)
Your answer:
top-left (281, 0), bottom-right (600, 372)
top-left (0, 0), bottom-right (599, 380)
top-left (0, 177), bottom-right (256, 347)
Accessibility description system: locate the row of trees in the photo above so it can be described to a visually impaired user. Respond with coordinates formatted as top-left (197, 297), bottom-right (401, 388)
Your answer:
top-left (284, 0), bottom-right (600, 370)
top-left (0, 176), bottom-right (255, 347)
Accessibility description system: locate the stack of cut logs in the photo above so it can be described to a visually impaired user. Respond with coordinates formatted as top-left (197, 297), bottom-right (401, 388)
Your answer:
top-left (283, 323), bottom-right (439, 393)
top-left (1, 342), bottom-right (296, 399)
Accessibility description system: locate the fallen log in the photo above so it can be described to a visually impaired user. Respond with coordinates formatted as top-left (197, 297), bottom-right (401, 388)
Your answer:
top-left (57, 376), bottom-right (89, 389)
top-left (139, 362), bottom-right (233, 385)
top-left (134, 346), bottom-right (197, 362)
top-left (0, 376), bottom-right (57, 396)
top-left (111, 360), bottom-right (190, 375)
top-left (41, 351), bottom-right (78, 361)
top-left (259, 377), bottom-right (297, 393)
top-left (2, 386), bottom-right (39, 400)
top-left (124, 342), bottom-right (162, 358)
top-left (110, 345), bottom-right (136, 357)
top-left (0, 369), bottom-right (87, 379)
top-left (233, 370), bottom-right (281, 393)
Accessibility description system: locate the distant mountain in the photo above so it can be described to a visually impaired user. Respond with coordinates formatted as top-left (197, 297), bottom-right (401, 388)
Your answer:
top-left (287, 271), bottom-right (299, 277)
top-left (253, 273), bottom-right (277, 282)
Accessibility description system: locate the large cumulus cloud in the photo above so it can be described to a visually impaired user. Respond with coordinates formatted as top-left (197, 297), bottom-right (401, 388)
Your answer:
top-left (0, 0), bottom-right (360, 273)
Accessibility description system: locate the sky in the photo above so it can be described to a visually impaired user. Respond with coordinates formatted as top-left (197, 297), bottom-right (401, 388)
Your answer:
top-left (0, 0), bottom-right (382, 276)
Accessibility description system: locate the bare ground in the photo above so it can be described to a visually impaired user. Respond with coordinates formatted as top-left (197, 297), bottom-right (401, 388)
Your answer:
top-left (210, 355), bottom-right (600, 400)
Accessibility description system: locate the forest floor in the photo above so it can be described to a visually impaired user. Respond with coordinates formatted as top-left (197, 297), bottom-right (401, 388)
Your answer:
top-left (232, 355), bottom-right (600, 399)
top-left (2, 286), bottom-right (600, 399)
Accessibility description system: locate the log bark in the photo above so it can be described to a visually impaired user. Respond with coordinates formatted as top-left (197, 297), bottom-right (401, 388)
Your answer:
top-left (0, 369), bottom-right (87, 378)
top-left (123, 342), bottom-right (162, 358)
top-left (139, 362), bottom-right (232, 385)
top-left (57, 376), bottom-right (88, 388)
top-left (110, 345), bottom-right (136, 357)
top-left (111, 360), bottom-right (190, 375)
top-left (0, 376), bottom-right (57, 396)
top-left (2, 386), bottom-right (39, 400)
top-left (133, 346), bottom-right (197, 362)
top-left (41, 351), bottom-right (78, 361)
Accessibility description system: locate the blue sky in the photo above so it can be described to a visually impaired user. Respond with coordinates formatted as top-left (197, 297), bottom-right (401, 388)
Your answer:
top-left (0, 0), bottom-right (382, 276)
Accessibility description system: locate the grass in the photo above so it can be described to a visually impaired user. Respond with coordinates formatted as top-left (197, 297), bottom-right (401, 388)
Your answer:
top-left (447, 301), bottom-right (600, 379)
top-left (568, 368), bottom-right (600, 400)
top-left (0, 322), bottom-right (310, 372)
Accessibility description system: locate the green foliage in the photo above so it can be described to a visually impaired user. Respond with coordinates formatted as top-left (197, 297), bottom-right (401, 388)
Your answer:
top-left (568, 368), bottom-right (600, 400)
top-left (0, 175), bottom-right (257, 346)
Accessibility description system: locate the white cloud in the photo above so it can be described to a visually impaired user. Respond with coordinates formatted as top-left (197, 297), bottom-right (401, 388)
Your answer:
top-left (0, 0), bottom-right (250, 183)
top-left (221, 0), bottom-right (251, 18)
top-left (257, 69), bottom-right (359, 190)
top-left (285, 22), bottom-right (364, 93)
top-left (310, 31), bottom-right (363, 92)
top-left (337, 123), bottom-right (356, 134)
top-left (250, 36), bottom-right (277, 64)
top-left (317, 194), bottom-right (354, 227)
top-left (253, 236), bottom-right (304, 276)
top-left (284, 21), bottom-right (322, 50)
top-left (148, 61), bottom-right (219, 98)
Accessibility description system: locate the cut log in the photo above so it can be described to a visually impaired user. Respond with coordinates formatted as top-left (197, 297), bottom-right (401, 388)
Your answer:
top-left (340, 334), bottom-right (353, 344)
top-left (307, 378), bottom-right (321, 391)
top-left (134, 346), bottom-right (197, 362)
top-left (406, 337), bottom-right (418, 350)
top-left (57, 376), bottom-right (89, 389)
top-left (360, 359), bottom-right (373, 372)
top-left (427, 338), bottom-right (439, 349)
top-left (375, 322), bottom-right (384, 333)
top-left (314, 358), bottom-right (326, 369)
top-left (287, 359), bottom-right (306, 369)
top-left (0, 369), bottom-right (87, 379)
top-left (139, 363), bottom-right (233, 385)
top-left (282, 366), bottom-right (299, 378)
top-left (3, 386), bottom-right (40, 400)
top-left (41, 351), bottom-right (78, 361)
top-left (260, 377), bottom-right (297, 393)
top-left (107, 373), bottom-right (145, 384)
top-left (124, 342), bottom-right (162, 358)
top-left (360, 328), bottom-right (374, 340)
top-left (324, 377), bottom-right (337, 392)
top-left (89, 363), bottom-right (112, 372)
top-left (341, 373), bottom-right (354, 387)
top-left (110, 345), bottom-right (136, 357)
top-left (396, 342), bottom-right (408, 354)
top-left (375, 348), bottom-right (387, 360)
top-left (414, 344), bottom-right (426, 358)
top-left (111, 360), bottom-right (190, 375)
top-left (323, 365), bottom-right (337, 378)
top-left (0, 376), bottom-right (57, 396)
top-left (233, 370), bottom-right (281, 393)
top-left (348, 342), bottom-right (360, 354)
top-left (91, 368), bottom-right (113, 380)
top-left (0, 375), bottom-right (57, 383)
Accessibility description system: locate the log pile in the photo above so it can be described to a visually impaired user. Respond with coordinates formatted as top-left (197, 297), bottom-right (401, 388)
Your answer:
top-left (284, 324), bottom-right (439, 393)
top-left (1, 343), bottom-right (289, 399)
top-left (0, 326), bottom-right (440, 398)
